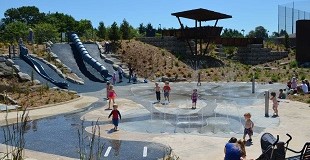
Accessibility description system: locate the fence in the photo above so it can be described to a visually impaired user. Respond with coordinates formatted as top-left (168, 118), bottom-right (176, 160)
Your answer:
top-left (278, 1), bottom-right (310, 34)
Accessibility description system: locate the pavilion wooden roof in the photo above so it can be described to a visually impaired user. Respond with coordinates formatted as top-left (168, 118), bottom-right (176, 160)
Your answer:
top-left (171, 8), bottom-right (232, 21)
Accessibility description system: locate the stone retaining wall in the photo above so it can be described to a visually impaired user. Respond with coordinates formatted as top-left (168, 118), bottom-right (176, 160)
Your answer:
top-left (137, 36), bottom-right (194, 55)
top-left (233, 44), bottom-right (288, 65)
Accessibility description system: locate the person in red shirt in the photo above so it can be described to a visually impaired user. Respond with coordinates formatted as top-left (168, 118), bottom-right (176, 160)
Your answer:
top-left (108, 104), bottom-right (122, 131)
top-left (163, 81), bottom-right (171, 103)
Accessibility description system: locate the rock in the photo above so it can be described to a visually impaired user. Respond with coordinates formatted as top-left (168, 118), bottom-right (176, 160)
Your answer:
top-left (5, 59), bottom-right (14, 67)
top-left (0, 56), bottom-right (6, 62)
top-left (18, 72), bottom-right (31, 82)
top-left (68, 90), bottom-right (77, 94)
top-left (0, 62), bottom-right (14, 76)
top-left (12, 65), bottom-right (20, 72)
top-left (104, 58), bottom-right (114, 64)
top-left (33, 79), bottom-right (41, 85)
top-left (161, 76), bottom-right (170, 82)
top-left (50, 52), bottom-right (58, 59)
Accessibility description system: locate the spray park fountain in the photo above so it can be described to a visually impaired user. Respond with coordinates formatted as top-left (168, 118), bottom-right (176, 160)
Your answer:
top-left (116, 82), bottom-right (279, 138)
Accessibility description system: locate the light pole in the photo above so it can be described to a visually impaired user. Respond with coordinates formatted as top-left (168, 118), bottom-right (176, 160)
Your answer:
top-left (159, 24), bottom-right (163, 38)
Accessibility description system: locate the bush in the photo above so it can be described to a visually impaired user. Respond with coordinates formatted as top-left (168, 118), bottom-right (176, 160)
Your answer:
top-left (175, 61), bottom-right (179, 67)
top-left (289, 60), bottom-right (297, 68)
top-left (271, 74), bottom-right (279, 82)
top-left (187, 73), bottom-right (192, 78)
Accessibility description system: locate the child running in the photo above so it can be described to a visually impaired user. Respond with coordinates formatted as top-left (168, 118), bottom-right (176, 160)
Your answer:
top-left (107, 85), bottom-right (117, 110)
top-left (108, 104), bottom-right (122, 131)
top-left (163, 81), bottom-right (171, 103)
top-left (191, 89), bottom-right (198, 109)
top-left (154, 82), bottom-right (161, 103)
top-left (243, 112), bottom-right (254, 142)
top-left (270, 92), bottom-right (279, 117)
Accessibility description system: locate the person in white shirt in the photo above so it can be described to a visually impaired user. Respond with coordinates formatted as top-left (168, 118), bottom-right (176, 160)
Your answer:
top-left (301, 80), bottom-right (309, 94)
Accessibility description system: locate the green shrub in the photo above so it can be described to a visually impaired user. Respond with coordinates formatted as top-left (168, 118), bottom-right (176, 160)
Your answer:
top-left (187, 73), bottom-right (192, 78)
top-left (271, 74), bottom-right (279, 82)
top-left (289, 60), bottom-right (297, 68)
top-left (174, 61), bottom-right (179, 67)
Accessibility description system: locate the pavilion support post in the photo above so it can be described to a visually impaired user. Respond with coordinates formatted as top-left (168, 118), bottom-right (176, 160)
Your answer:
top-left (195, 20), bottom-right (198, 56)
top-left (177, 17), bottom-right (194, 55)
top-left (204, 19), bottom-right (219, 55)
top-left (199, 21), bottom-right (202, 55)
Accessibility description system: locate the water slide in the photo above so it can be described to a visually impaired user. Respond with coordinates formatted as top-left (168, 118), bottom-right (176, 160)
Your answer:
top-left (19, 45), bottom-right (69, 89)
top-left (69, 33), bottom-right (111, 81)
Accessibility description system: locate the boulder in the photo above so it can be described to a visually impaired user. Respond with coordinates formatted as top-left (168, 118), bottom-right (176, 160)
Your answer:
top-left (5, 59), bottom-right (14, 67)
top-left (0, 56), bottom-right (6, 62)
top-left (33, 79), bottom-right (41, 85)
top-left (12, 65), bottom-right (20, 72)
top-left (18, 72), bottom-right (31, 82)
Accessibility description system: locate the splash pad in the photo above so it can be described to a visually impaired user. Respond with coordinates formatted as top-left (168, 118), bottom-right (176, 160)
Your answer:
top-left (121, 82), bottom-right (277, 137)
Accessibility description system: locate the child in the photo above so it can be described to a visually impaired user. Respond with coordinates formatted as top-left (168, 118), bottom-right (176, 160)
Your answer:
top-left (191, 89), bottom-right (198, 109)
top-left (154, 83), bottom-right (161, 103)
top-left (118, 66), bottom-right (123, 83)
top-left (106, 82), bottom-right (111, 100)
top-left (107, 85), bottom-right (117, 110)
top-left (163, 81), bottom-right (171, 103)
top-left (112, 72), bottom-right (116, 85)
top-left (132, 74), bottom-right (137, 84)
top-left (270, 92), bottom-right (279, 117)
top-left (278, 89), bottom-right (286, 99)
top-left (243, 113), bottom-right (254, 142)
top-left (108, 104), bottom-right (122, 131)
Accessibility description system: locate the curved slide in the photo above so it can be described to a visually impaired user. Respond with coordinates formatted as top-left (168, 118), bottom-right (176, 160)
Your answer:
top-left (69, 33), bottom-right (111, 81)
top-left (19, 45), bottom-right (69, 89)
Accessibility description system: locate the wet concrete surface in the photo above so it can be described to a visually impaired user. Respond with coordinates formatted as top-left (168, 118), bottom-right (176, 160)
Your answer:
top-left (0, 100), bottom-right (167, 159)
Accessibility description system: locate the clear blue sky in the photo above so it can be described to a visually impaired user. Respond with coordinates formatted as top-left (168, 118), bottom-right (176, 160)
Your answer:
top-left (0, 0), bottom-right (309, 34)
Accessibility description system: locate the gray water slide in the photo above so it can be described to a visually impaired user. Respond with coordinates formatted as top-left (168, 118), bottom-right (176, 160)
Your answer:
top-left (69, 34), bottom-right (111, 81)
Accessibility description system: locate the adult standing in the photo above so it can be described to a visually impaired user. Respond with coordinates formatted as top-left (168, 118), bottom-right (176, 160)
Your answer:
top-left (128, 64), bottom-right (133, 83)
top-left (118, 65), bottom-right (124, 83)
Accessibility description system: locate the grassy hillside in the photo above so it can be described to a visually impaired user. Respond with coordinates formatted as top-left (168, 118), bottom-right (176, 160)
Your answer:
top-left (115, 40), bottom-right (309, 83)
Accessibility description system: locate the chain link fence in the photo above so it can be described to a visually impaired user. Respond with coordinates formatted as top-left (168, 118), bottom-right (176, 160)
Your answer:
top-left (278, 1), bottom-right (310, 34)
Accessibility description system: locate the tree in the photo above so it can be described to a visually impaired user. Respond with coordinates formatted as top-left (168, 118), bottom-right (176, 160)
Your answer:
top-left (108, 22), bottom-right (120, 42)
top-left (34, 23), bottom-right (58, 44)
top-left (146, 23), bottom-right (155, 37)
top-left (45, 12), bottom-right (77, 33)
top-left (138, 23), bottom-right (146, 35)
top-left (1, 21), bottom-right (28, 42)
top-left (97, 21), bottom-right (106, 39)
top-left (120, 19), bottom-right (130, 40)
top-left (221, 28), bottom-right (243, 38)
top-left (247, 26), bottom-right (268, 39)
top-left (77, 19), bottom-right (93, 37)
top-left (2, 6), bottom-right (45, 26)
top-left (247, 30), bottom-right (256, 38)
top-left (279, 29), bottom-right (288, 37)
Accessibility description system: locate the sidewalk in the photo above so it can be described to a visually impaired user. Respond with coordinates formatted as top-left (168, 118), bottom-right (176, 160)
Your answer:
top-left (84, 98), bottom-right (310, 160)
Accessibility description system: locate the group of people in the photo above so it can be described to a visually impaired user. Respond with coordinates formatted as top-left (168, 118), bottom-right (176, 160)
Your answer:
top-left (154, 81), bottom-right (171, 103)
top-left (287, 77), bottom-right (309, 94)
top-left (111, 64), bottom-right (137, 85)
top-left (154, 81), bottom-right (199, 109)
top-left (105, 82), bottom-right (121, 131)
